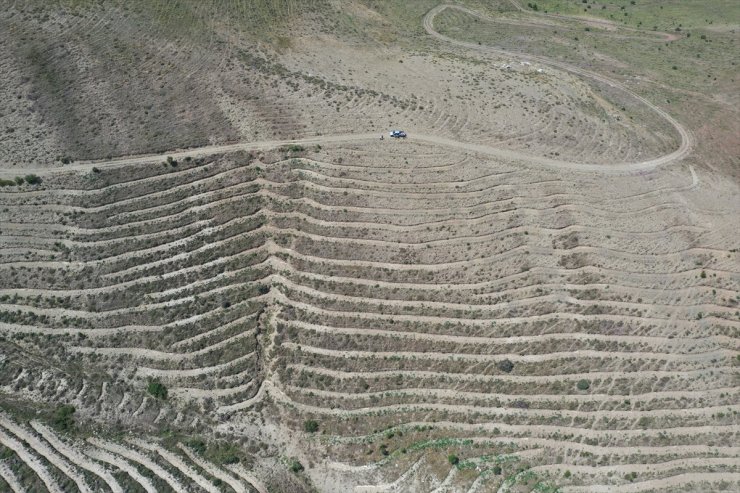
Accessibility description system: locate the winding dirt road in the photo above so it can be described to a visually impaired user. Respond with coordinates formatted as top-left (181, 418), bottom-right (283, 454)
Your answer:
top-left (422, 4), bottom-right (694, 169)
top-left (0, 4), bottom-right (694, 178)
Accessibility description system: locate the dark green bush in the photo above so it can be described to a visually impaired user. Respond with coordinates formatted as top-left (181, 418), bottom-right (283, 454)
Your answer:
top-left (147, 379), bottom-right (168, 399)
top-left (290, 459), bottom-right (304, 473)
top-left (188, 438), bottom-right (207, 454)
top-left (497, 359), bottom-right (514, 373)
top-left (52, 404), bottom-right (76, 431)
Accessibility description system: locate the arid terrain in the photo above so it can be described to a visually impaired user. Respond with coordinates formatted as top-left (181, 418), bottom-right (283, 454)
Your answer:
top-left (0, 1), bottom-right (738, 492)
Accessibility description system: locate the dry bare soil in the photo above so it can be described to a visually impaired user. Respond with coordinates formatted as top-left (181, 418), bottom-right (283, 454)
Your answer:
top-left (0, 1), bottom-right (738, 492)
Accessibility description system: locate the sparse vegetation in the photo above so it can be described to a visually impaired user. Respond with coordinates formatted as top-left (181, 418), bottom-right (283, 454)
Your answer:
top-left (0, 0), bottom-right (736, 491)
top-left (204, 441), bottom-right (241, 465)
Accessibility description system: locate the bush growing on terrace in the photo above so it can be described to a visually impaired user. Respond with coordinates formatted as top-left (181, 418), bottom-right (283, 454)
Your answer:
top-left (188, 438), bottom-right (207, 454)
top-left (24, 174), bottom-right (42, 185)
top-left (52, 404), bottom-right (76, 431)
top-left (207, 442), bottom-right (241, 465)
top-left (290, 458), bottom-right (304, 473)
top-left (497, 359), bottom-right (514, 373)
top-left (147, 379), bottom-right (168, 399)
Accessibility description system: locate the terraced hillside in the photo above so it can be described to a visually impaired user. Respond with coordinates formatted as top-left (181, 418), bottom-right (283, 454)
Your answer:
top-left (0, 137), bottom-right (738, 491)
top-left (0, 0), bottom-right (739, 492)
top-left (0, 414), bottom-right (272, 493)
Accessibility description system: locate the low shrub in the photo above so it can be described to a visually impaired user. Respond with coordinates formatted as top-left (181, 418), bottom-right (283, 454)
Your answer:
top-left (188, 438), bottom-right (207, 454)
top-left (147, 379), bottom-right (168, 399)
top-left (290, 458), bottom-right (304, 473)
top-left (497, 359), bottom-right (514, 373)
top-left (52, 404), bottom-right (76, 431)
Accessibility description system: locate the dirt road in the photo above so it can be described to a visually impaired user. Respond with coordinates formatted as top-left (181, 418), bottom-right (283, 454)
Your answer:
top-left (422, 4), bottom-right (694, 170)
top-left (0, 3), bottom-right (694, 178)
top-left (0, 129), bottom-right (693, 178)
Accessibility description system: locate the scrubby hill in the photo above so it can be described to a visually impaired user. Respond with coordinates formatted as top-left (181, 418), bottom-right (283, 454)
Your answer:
top-left (0, 1), bottom-right (738, 492)
top-left (1, 140), bottom-right (737, 491)
top-left (3, 0), bottom-right (716, 170)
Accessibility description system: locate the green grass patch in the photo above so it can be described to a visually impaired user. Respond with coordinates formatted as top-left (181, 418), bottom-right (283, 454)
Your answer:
top-left (531, 0), bottom-right (738, 30)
